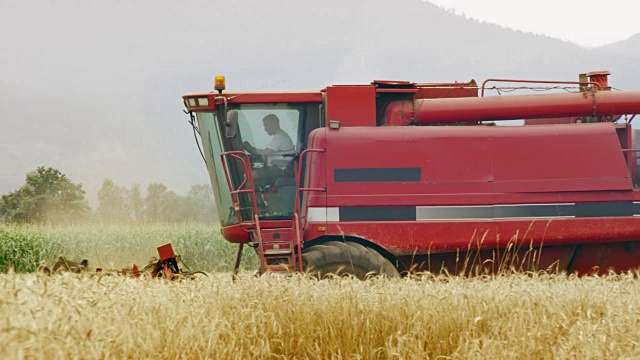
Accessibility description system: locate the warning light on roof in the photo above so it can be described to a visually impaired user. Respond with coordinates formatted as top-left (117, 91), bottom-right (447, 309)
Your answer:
top-left (214, 75), bottom-right (226, 94)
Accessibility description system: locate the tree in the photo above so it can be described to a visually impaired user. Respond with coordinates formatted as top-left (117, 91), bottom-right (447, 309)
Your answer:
top-left (97, 179), bottom-right (130, 222)
top-left (141, 183), bottom-right (218, 223)
top-left (128, 184), bottom-right (144, 222)
top-left (185, 184), bottom-right (218, 223)
top-left (143, 183), bottom-right (170, 222)
top-left (0, 167), bottom-right (90, 223)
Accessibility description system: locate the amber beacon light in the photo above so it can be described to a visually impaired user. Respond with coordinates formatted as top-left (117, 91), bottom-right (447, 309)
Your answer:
top-left (214, 75), bottom-right (226, 94)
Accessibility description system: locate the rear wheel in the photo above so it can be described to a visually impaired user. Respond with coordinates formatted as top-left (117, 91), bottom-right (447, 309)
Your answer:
top-left (302, 241), bottom-right (399, 279)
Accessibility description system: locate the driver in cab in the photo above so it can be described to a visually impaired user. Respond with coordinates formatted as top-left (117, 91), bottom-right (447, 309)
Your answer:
top-left (242, 114), bottom-right (294, 182)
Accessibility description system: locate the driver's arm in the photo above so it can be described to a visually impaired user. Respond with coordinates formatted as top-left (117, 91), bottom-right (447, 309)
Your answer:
top-left (242, 141), bottom-right (277, 156)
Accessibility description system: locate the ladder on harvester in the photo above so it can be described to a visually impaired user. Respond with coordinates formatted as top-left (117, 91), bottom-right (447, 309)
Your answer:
top-left (251, 214), bottom-right (303, 274)
top-left (256, 148), bottom-right (326, 274)
top-left (253, 148), bottom-right (326, 275)
top-left (221, 151), bottom-right (303, 276)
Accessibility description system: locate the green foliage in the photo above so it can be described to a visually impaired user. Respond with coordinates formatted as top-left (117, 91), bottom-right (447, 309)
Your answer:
top-left (185, 184), bottom-right (218, 222)
top-left (95, 180), bottom-right (219, 224)
top-left (3, 168), bottom-right (219, 225)
top-left (97, 179), bottom-right (130, 222)
top-left (0, 225), bottom-right (61, 272)
top-left (0, 167), bottom-right (90, 223)
top-left (144, 183), bottom-right (173, 222)
top-left (143, 183), bottom-right (218, 223)
top-left (0, 223), bottom-right (256, 273)
top-left (129, 184), bottom-right (144, 222)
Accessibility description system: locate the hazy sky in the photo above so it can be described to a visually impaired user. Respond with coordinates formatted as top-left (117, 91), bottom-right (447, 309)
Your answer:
top-left (2, 0), bottom-right (639, 204)
top-left (427, 0), bottom-right (640, 47)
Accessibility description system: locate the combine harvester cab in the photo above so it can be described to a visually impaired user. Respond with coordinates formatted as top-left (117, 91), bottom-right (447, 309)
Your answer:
top-left (183, 72), bottom-right (640, 278)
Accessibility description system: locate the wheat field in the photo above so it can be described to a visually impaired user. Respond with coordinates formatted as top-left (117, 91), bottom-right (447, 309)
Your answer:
top-left (3, 224), bottom-right (640, 359)
top-left (2, 271), bottom-right (640, 359)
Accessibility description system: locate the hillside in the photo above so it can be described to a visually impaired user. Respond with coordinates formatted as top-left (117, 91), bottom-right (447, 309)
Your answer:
top-left (1, 0), bottom-right (639, 200)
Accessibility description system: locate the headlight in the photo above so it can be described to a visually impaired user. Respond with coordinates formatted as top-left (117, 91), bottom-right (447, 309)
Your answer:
top-left (196, 97), bottom-right (209, 107)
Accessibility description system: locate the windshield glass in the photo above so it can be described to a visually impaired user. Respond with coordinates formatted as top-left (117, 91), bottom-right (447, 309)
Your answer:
top-left (197, 104), bottom-right (305, 225)
top-left (230, 104), bottom-right (302, 220)
top-left (194, 111), bottom-right (238, 226)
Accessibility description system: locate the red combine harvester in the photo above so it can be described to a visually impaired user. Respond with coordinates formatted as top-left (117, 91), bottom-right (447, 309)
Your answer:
top-left (182, 71), bottom-right (640, 278)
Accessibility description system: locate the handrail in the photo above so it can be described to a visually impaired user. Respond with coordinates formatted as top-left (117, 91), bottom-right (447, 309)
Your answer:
top-left (291, 148), bottom-right (326, 273)
top-left (220, 151), bottom-right (259, 224)
top-left (293, 148), bottom-right (326, 216)
top-left (293, 213), bottom-right (303, 272)
top-left (481, 78), bottom-right (602, 97)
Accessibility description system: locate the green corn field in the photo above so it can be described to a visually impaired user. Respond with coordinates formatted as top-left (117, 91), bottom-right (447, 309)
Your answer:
top-left (0, 223), bottom-right (258, 273)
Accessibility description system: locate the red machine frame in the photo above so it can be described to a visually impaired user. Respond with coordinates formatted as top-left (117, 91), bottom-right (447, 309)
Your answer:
top-left (184, 71), bottom-right (640, 276)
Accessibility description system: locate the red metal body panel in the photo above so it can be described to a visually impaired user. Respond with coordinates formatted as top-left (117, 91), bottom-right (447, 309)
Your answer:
top-left (320, 123), bottom-right (631, 197)
top-left (220, 224), bottom-right (249, 243)
top-left (490, 125), bottom-right (632, 192)
top-left (157, 243), bottom-right (176, 261)
top-left (311, 192), bottom-right (640, 208)
top-left (325, 86), bottom-right (376, 127)
top-left (414, 81), bottom-right (478, 99)
top-left (183, 91), bottom-right (323, 110)
top-left (222, 92), bottom-right (323, 104)
top-left (322, 218), bottom-right (640, 255)
top-left (304, 217), bottom-right (640, 274)
top-left (414, 91), bottom-right (640, 124)
top-left (301, 121), bottom-right (640, 273)
top-left (221, 220), bottom-right (294, 244)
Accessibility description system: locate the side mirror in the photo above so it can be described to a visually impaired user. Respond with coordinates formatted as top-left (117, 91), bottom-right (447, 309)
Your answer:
top-left (225, 109), bottom-right (239, 138)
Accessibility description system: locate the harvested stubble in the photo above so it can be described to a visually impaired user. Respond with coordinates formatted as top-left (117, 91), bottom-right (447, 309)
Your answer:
top-left (2, 272), bottom-right (640, 359)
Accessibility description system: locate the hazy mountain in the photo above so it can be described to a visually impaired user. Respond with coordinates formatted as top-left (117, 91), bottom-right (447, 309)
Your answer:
top-left (598, 34), bottom-right (640, 58)
top-left (1, 0), bottom-right (639, 204)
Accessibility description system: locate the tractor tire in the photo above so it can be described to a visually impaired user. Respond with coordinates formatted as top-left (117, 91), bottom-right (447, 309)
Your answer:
top-left (302, 241), bottom-right (399, 279)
